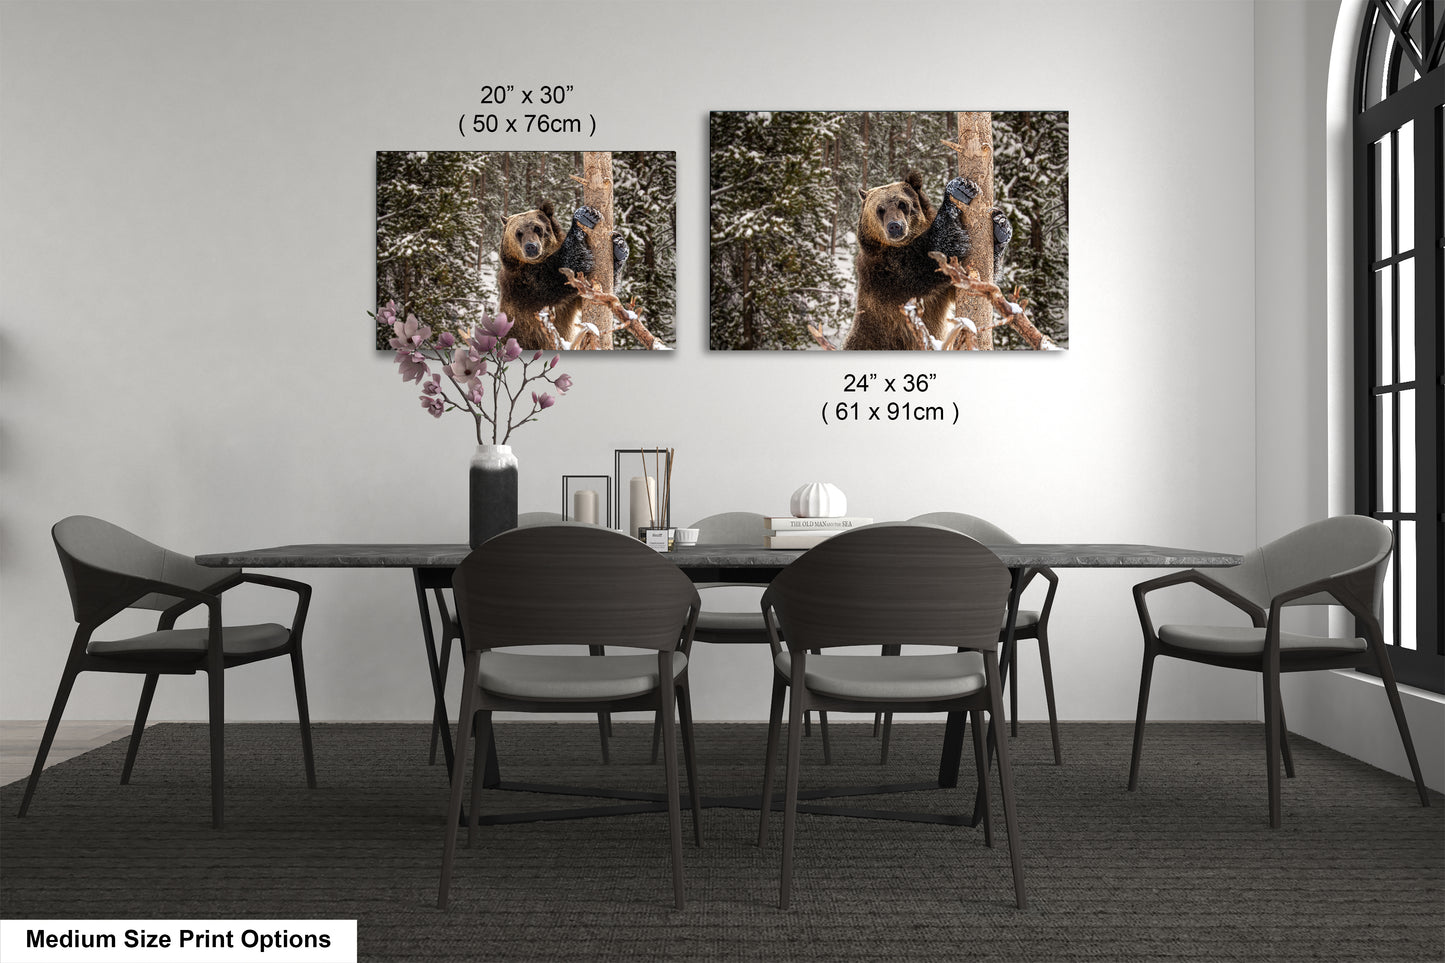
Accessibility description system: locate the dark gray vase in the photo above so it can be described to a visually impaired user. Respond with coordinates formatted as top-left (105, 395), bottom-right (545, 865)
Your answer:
top-left (469, 444), bottom-right (518, 548)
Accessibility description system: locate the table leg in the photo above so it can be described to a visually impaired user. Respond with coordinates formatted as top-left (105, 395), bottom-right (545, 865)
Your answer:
top-left (971, 565), bottom-right (1024, 825)
top-left (414, 569), bottom-right (457, 777)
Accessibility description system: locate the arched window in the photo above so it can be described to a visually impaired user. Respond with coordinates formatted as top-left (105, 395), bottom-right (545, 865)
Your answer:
top-left (1352, 0), bottom-right (1442, 692)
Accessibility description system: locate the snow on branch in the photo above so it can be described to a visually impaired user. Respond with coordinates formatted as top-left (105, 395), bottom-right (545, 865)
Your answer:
top-left (559, 268), bottom-right (671, 350)
top-left (806, 324), bottom-right (839, 350)
top-left (928, 252), bottom-right (1060, 351)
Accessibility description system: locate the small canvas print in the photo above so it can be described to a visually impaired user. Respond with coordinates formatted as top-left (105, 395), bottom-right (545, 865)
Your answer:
top-left (376, 150), bottom-right (676, 350)
top-left (709, 111), bottom-right (1068, 351)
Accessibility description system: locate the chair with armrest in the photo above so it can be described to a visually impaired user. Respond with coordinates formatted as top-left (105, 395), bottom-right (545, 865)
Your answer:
top-left (19, 515), bottom-right (315, 829)
top-left (1129, 514), bottom-right (1430, 827)
top-left (438, 525), bottom-right (703, 910)
top-left (902, 512), bottom-right (1062, 764)
top-left (756, 523), bottom-right (1025, 909)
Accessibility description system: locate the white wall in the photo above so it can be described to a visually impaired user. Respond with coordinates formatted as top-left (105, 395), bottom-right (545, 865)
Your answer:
top-left (2, 0), bottom-right (1264, 728)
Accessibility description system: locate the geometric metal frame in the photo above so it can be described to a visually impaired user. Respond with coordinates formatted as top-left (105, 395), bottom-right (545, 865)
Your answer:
top-left (562, 474), bottom-right (613, 527)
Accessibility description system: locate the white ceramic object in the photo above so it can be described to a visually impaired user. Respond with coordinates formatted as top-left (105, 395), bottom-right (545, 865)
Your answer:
top-left (790, 482), bottom-right (847, 518)
top-left (674, 527), bottom-right (700, 546)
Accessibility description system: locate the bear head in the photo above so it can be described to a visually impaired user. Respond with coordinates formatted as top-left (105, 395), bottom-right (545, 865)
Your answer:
top-left (501, 200), bottom-right (565, 263)
top-left (857, 171), bottom-right (933, 247)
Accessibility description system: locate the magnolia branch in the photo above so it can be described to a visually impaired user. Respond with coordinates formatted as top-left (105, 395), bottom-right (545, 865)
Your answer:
top-left (928, 252), bottom-right (1059, 350)
top-left (559, 268), bottom-right (670, 350)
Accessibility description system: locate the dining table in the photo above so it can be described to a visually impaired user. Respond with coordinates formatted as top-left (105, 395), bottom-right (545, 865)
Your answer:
top-left (197, 538), bottom-right (1242, 825)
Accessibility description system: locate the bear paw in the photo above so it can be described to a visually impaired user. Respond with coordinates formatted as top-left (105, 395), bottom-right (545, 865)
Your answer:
top-left (573, 205), bottom-right (602, 230)
top-left (991, 208), bottom-right (1012, 246)
top-left (611, 232), bottom-right (630, 265)
top-left (945, 176), bottom-right (980, 207)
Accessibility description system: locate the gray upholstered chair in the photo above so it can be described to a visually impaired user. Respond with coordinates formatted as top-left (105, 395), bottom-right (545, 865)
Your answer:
top-left (648, 512), bottom-right (832, 763)
top-left (19, 515), bottom-right (315, 828)
top-left (905, 512), bottom-right (1061, 764)
top-left (757, 524), bottom-right (1025, 910)
top-left (429, 511), bottom-right (616, 763)
top-left (438, 525), bottom-right (703, 910)
top-left (1129, 515), bottom-right (1430, 827)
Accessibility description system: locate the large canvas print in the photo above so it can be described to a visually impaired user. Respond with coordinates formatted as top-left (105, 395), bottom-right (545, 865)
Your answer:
top-left (376, 150), bottom-right (676, 351)
top-left (709, 111), bottom-right (1068, 351)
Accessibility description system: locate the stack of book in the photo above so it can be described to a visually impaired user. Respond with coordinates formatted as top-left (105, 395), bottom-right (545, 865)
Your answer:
top-left (763, 515), bottom-right (873, 549)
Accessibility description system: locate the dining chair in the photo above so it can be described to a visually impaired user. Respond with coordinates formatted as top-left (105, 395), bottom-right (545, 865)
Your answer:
top-left (902, 512), bottom-right (1062, 764)
top-left (649, 511), bottom-right (832, 763)
top-left (438, 525), bottom-right (703, 910)
top-left (756, 523), bottom-right (1025, 909)
top-left (1129, 514), bottom-right (1430, 827)
top-left (19, 515), bottom-right (315, 829)
top-left (427, 511), bottom-right (619, 763)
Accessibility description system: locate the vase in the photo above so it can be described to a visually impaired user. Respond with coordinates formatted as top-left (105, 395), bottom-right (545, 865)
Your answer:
top-left (469, 444), bottom-right (518, 548)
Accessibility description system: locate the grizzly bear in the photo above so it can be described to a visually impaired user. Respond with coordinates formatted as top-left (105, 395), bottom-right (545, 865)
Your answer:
top-left (497, 201), bottom-right (628, 349)
top-left (842, 172), bottom-right (1011, 350)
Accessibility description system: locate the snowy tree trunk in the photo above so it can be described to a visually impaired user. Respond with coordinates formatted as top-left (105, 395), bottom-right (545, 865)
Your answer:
top-left (954, 111), bottom-right (995, 349)
top-left (580, 151), bottom-right (615, 349)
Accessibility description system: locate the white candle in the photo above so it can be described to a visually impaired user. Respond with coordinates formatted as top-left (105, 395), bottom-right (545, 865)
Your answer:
top-left (629, 476), bottom-right (656, 536)
top-left (573, 489), bottom-right (599, 525)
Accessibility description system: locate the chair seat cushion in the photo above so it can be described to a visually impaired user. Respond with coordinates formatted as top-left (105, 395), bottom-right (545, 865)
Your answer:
top-left (87, 623), bottom-right (290, 662)
top-left (774, 650), bottom-right (986, 701)
top-left (1158, 624), bottom-right (1367, 657)
top-left (1008, 609), bottom-right (1040, 632)
top-left (479, 650), bottom-right (688, 701)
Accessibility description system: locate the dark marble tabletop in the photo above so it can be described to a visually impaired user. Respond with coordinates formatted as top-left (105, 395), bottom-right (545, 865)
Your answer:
top-left (197, 541), bottom-right (1241, 570)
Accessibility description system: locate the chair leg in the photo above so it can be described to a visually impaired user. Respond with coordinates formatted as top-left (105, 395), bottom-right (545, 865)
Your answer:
top-left (121, 673), bottom-right (159, 785)
top-left (1127, 650), bottom-right (1157, 791)
top-left (207, 667), bottom-right (225, 830)
top-left (986, 656), bottom-right (1027, 910)
top-left (1372, 640), bottom-right (1431, 807)
top-left (1278, 703), bottom-right (1295, 779)
top-left (649, 712), bottom-right (662, 765)
top-left (1036, 629), bottom-right (1062, 765)
top-left (757, 678), bottom-right (786, 848)
top-left (872, 711), bottom-right (882, 737)
top-left (467, 711), bottom-right (489, 848)
top-left (590, 646), bottom-right (610, 764)
top-left (1009, 642), bottom-right (1019, 738)
top-left (677, 682), bottom-right (703, 847)
top-left (290, 650), bottom-right (317, 789)
top-left (1264, 661), bottom-right (1283, 828)
top-left (17, 660), bottom-right (81, 817)
top-left (780, 680), bottom-right (806, 910)
top-left (970, 709), bottom-right (992, 848)
top-left (817, 710), bottom-right (831, 765)
top-left (438, 655), bottom-right (479, 909)
top-left (658, 656), bottom-right (685, 910)
top-left (880, 712), bottom-right (893, 765)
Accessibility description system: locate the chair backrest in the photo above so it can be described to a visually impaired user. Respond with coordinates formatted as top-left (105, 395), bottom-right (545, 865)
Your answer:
top-left (908, 511), bottom-right (1019, 546)
top-left (51, 515), bottom-right (235, 625)
top-left (761, 523), bottom-right (1011, 651)
top-left (1208, 515), bottom-right (1393, 612)
top-left (690, 511), bottom-right (769, 545)
top-left (453, 525), bottom-right (700, 652)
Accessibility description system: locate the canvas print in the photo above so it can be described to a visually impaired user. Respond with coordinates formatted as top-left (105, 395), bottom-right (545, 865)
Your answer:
top-left (376, 150), bottom-right (676, 350)
top-left (709, 111), bottom-right (1068, 351)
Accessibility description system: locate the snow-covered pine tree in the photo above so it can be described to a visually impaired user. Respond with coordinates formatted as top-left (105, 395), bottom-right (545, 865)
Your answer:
top-left (612, 151), bottom-right (676, 348)
top-left (991, 111), bottom-right (1070, 348)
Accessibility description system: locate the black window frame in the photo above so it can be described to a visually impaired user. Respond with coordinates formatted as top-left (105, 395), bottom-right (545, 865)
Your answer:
top-left (1351, 0), bottom-right (1443, 693)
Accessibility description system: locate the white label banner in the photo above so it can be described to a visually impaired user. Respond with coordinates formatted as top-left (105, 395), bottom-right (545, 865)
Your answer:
top-left (0, 920), bottom-right (357, 963)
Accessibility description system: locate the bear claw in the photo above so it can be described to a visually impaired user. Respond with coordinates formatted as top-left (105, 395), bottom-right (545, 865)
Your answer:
top-left (991, 208), bottom-right (1012, 245)
top-left (612, 232), bottom-right (629, 263)
top-left (945, 176), bottom-right (980, 205)
top-left (573, 206), bottom-right (602, 230)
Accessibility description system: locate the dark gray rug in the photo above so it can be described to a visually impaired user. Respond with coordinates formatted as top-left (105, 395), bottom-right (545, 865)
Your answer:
top-left (2, 721), bottom-right (1441, 962)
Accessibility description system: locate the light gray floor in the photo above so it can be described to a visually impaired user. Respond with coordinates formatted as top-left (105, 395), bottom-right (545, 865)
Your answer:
top-left (0, 721), bottom-right (136, 787)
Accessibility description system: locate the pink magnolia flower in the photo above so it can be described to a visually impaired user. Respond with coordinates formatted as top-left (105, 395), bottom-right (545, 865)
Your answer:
top-left (390, 313), bottom-right (431, 351)
top-left (555, 373), bottom-right (573, 393)
top-left (420, 393), bottom-right (444, 418)
top-left (484, 313), bottom-right (514, 340)
top-left (531, 350), bottom-right (543, 362)
top-left (421, 373), bottom-right (442, 396)
top-left (377, 301), bottom-right (398, 327)
top-left (549, 355), bottom-right (559, 369)
top-left (447, 346), bottom-right (481, 386)
top-left (472, 332), bottom-right (498, 354)
top-left (438, 331), bottom-right (455, 349)
top-left (396, 350), bottom-right (430, 384)
top-left (532, 391), bottom-right (556, 410)
top-left (500, 338), bottom-right (522, 362)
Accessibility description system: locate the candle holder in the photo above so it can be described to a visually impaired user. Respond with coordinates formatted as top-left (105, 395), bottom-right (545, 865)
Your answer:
top-left (562, 475), bottom-right (612, 527)
top-left (614, 448), bottom-right (674, 538)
